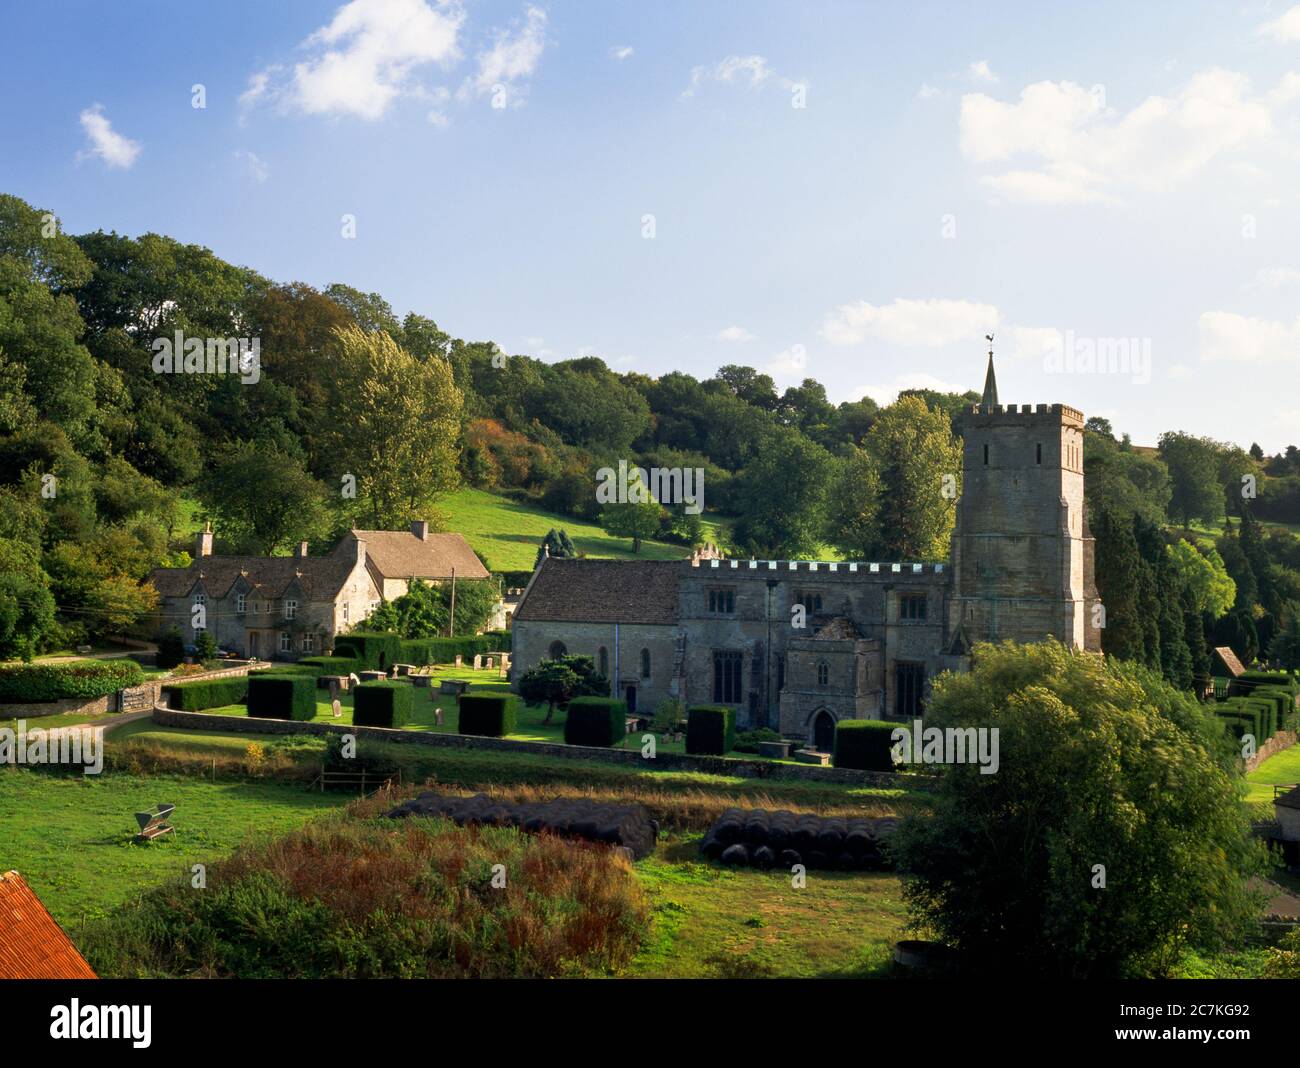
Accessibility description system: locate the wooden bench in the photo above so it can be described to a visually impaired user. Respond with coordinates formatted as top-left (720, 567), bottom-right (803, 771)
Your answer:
top-left (133, 804), bottom-right (175, 844)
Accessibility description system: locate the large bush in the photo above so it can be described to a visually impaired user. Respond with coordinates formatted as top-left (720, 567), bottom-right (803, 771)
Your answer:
top-left (832, 720), bottom-right (896, 771)
top-left (352, 681), bottom-right (414, 729)
top-left (458, 694), bottom-right (517, 737)
top-left (398, 635), bottom-right (506, 667)
top-left (0, 659), bottom-right (145, 703)
top-left (564, 697), bottom-right (628, 747)
top-left (298, 655), bottom-right (363, 677)
top-left (163, 676), bottom-right (248, 711)
top-left (246, 673), bottom-right (316, 721)
top-left (330, 632), bottom-right (402, 671)
top-left (685, 705), bottom-right (735, 756)
top-left (155, 627), bottom-right (185, 670)
top-left (890, 640), bottom-right (1264, 978)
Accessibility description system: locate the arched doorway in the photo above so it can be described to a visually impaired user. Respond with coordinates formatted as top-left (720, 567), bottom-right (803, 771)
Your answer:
top-left (811, 710), bottom-right (835, 753)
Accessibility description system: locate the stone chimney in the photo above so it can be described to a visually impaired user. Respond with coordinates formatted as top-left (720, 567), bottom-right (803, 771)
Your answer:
top-left (196, 521), bottom-right (213, 558)
top-left (411, 519), bottom-right (429, 541)
top-left (354, 536), bottom-right (367, 565)
top-left (295, 541), bottom-right (309, 559)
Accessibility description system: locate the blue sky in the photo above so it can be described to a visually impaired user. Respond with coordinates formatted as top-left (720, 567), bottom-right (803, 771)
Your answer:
top-left (2, 0), bottom-right (1299, 450)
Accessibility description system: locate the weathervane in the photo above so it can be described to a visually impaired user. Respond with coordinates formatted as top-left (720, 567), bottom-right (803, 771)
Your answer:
top-left (985, 333), bottom-right (994, 359)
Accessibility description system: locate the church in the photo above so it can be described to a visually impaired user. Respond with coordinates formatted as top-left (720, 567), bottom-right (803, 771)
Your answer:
top-left (510, 356), bottom-right (1102, 747)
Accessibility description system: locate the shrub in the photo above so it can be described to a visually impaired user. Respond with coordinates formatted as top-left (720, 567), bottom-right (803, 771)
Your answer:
top-left (399, 635), bottom-right (510, 667)
top-left (298, 656), bottom-right (363, 677)
top-left (353, 681), bottom-right (414, 729)
top-left (832, 720), bottom-right (897, 771)
top-left (0, 659), bottom-right (145, 703)
top-left (330, 632), bottom-right (403, 671)
top-left (458, 694), bottom-right (518, 737)
top-left (686, 705), bottom-right (735, 756)
top-left (565, 697), bottom-right (628, 747)
top-left (163, 676), bottom-right (248, 711)
top-left (155, 627), bottom-right (185, 670)
top-left (246, 673), bottom-right (316, 721)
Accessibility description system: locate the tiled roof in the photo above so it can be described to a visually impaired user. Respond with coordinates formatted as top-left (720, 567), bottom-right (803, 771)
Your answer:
top-left (514, 558), bottom-right (680, 625)
top-left (349, 530), bottom-right (489, 581)
top-left (1213, 646), bottom-right (1245, 677)
top-left (148, 553), bottom-right (355, 601)
top-left (0, 871), bottom-right (96, 979)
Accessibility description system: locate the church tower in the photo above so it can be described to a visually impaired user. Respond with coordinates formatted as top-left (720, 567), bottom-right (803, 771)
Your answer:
top-left (948, 344), bottom-right (1100, 652)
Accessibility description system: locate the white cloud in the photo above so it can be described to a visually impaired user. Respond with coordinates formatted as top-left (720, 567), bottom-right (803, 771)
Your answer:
top-left (1198, 310), bottom-right (1300, 364)
top-left (1248, 266), bottom-right (1300, 289)
top-left (462, 4), bottom-right (547, 102)
top-left (77, 105), bottom-right (140, 169)
top-left (961, 69), bottom-right (1295, 205)
top-left (968, 59), bottom-right (998, 83)
top-left (717, 325), bottom-right (756, 342)
top-left (765, 344), bottom-right (809, 381)
top-left (1260, 5), bottom-right (1300, 42)
top-left (1005, 325), bottom-right (1063, 361)
top-left (682, 54), bottom-right (772, 99)
top-left (610, 45), bottom-right (633, 61)
top-left (234, 149), bottom-right (269, 182)
top-left (245, 0), bottom-right (464, 121)
top-left (821, 297), bottom-right (999, 347)
top-left (917, 83), bottom-right (941, 100)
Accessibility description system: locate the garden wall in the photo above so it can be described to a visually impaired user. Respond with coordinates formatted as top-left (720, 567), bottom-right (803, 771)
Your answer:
top-left (149, 706), bottom-right (910, 786)
top-left (0, 662), bottom-right (267, 720)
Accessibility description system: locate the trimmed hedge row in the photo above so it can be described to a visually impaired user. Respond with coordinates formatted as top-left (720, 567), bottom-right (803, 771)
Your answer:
top-left (0, 659), bottom-right (145, 703)
top-left (397, 634), bottom-right (510, 667)
top-left (1235, 670), bottom-right (1299, 695)
top-left (162, 676), bottom-right (248, 711)
top-left (458, 694), bottom-right (518, 737)
top-left (1213, 692), bottom-right (1296, 743)
top-left (565, 697), bottom-right (628, 747)
top-left (330, 632), bottom-right (403, 671)
top-left (352, 681), bottom-right (414, 729)
top-left (700, 807), bottom-right (896, 871)
top-left (298, 655), bottom-right (364, 677)
top-left (247, 673), bottom-right (316, 721)
top-left (388, 791), bottom-right (658, 859)
top-left (833, 720), bottom-right (898, 771)
top-left (685, 705), bottom-right (734, 756)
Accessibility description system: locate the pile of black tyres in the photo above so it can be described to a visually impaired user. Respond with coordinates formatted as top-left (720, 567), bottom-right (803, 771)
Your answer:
top-left (700, 807), bottom-right (896, 870)
top-left (387, 790), bottom-right (658, 859)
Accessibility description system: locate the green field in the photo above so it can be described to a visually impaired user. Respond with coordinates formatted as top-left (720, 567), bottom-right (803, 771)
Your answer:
top-left (1246, 742), bottom-right (1300, 805)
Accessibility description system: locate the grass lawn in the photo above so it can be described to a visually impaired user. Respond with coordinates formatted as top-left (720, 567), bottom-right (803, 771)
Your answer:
top-left (0, 767), bottom-right (345, 928)
top-left (626, 834), bottom-right (905, 978)
top-left (1245, 742), bottom-right (1300, 805)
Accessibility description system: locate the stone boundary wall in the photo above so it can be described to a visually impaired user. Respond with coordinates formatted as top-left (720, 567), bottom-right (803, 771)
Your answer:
top-left (0, 661), bottom-right (268, 720)
top-left (149, 705), bottom-right (914, 787)
top-left (1246, 729), bottom-right (1297, 774)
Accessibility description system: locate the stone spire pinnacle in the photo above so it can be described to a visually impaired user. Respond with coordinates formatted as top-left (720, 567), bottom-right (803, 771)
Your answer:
top-left (981, 334), bottom-right (998, 409)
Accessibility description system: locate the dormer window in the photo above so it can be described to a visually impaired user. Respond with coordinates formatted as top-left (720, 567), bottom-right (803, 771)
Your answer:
top-left (284, 599), bottom-right (297, 620)
top-left (193, 592), bottom-right (206, 607)
top-left (236, 593), bottom-right (246, 614)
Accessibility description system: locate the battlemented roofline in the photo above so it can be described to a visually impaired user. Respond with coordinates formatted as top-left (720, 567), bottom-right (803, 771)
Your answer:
top-left (689, 557), bottom-right (946, 575)
top-left (963, 402), bottom-right (1085, 426)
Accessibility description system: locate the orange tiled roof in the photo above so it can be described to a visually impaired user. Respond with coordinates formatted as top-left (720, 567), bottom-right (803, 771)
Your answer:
top-left (0, 871), bottom-right (97, 979)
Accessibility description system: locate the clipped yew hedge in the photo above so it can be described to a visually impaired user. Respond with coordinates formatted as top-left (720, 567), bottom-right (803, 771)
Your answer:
top-left (564, 697), bottom-right (628, 748)
top-left (162, 676), bottom-right (248, 711)
top-left (246, 673), bottom-right (316, 721)
top-left (330, 632), bottom-right (402, 671)
top-left (0, 659), bottom-right (145, 703)
top-left (458, 693), bottom-right (517, 737)
top-left (298, 655), bottom-right (364, 677)
top-left (352, 681), bottom-right (414, 729)
top-left (398, 634), bottom-right (510, 667)
top-left (832, 719), bottom-right (897, 771)
top-left (685, 705), bottom-right (735, 756)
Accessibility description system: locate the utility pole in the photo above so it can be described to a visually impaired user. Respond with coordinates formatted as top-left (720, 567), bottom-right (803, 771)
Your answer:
top-left (448, 567), bottom-right (456, 637)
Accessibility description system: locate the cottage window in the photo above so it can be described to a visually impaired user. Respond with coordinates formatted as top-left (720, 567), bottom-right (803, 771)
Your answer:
top-left (279, 631), bottom-right (292, 653)
top-left (711, 650), bottom-right (743, 704)
top-left (302, 634), bottom-right (314, 654)
top-left (342, 602), bottom-right (349, 623)
top-left (193, 592), bottom-right (206, 607)
top-left (900, 593), bottom-right (927, 621)
top-left (708, 588), bottom-right (735, 614)
top-left (236, 593), bottom-right (246, 614)
top-left (284, 599), bottom-right (297, 620)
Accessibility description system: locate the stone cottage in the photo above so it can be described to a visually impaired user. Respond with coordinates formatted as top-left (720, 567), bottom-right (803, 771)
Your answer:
top-left (511, 356), bottom-right (1102, 744)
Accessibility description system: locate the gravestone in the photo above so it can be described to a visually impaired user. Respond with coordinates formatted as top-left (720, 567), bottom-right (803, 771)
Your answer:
top-left (435, 707), bottom-right (444, 726)
top-left (331, 698), bottom-right (343, 718)
top-left (473, 655), bottom-right (482, 670)
top-left (485, 657), bottom-right (494, 670)
top-left (454, 655), bottom-right (462, 668)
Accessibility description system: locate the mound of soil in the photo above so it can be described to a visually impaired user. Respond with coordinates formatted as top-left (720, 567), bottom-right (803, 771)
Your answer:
top-left (699, 807), bottom-right (896, 871)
